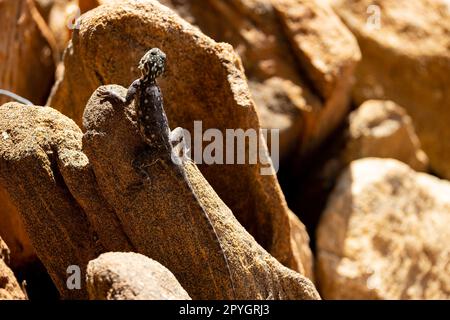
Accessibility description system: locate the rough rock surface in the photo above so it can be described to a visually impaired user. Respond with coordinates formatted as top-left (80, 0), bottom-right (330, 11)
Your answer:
top-left (82, 85), bottom-right (320, 300)
top-left (0, 102), bottom-right (105, 299)
top-left (47, 0), bottom-right (312, 276)
top-left (317, 158), bottom-right (450, 299)
top-left (0, 0), bottom-right (57, 106)
top-left (162, 0), bottom-right (361, 162)
top-left (344, 100), bottom-right (428, 171)
top-left (291, 99), bottom-right (428, 239)
top-left (0, 97), bottom-right (320, 299)
top-left (86, 252), bottom-right (191, 300)
top-left (0, 237), bottom-right (26, 300)
top-left (330, 0), bottom-right (450, 179)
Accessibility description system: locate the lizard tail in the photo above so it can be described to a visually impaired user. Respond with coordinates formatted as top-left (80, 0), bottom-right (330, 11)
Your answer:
top-left (0, 89), bottom-right (33, 105)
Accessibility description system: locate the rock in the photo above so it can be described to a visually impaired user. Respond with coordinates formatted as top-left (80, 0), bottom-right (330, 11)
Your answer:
top-left (0, 0), bottom-right (57, 106)
top-left (0, 102), bottom-right (105, 299)
top-left (290, 99), bottom-right (429, 236)
top-left (162, 0), bottom-right (360, 162)
top-left (0, 186), bottom-right (36, 269)
top-left (330, 0), bottom-right (450, 179)
top-left (86, 252), bottom-right (191, 300)
top-left (82, 85), bottom-right (320, 300)
top-left (317, 158), bottom-right (450, 299)
top-left (344, 100), bottom-right (428, 171)
top-left (0, 97), bottom-right (320, 299)
top-left (0, 237), bottom-right (26, 300)
top-left (48, 0), bottom-right (313, 276)
top-left (288, 211), bottom-right (314, 281)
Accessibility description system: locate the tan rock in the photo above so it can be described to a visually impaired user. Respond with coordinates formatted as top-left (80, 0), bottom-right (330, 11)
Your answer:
top-left (0, 237), bottom-right (26, 300)
top-left (0, 92), bottom-right (319, 300)
top-left (82, 85), bottom-right (320, 299)
top-left (344, 100), bottom-right (428, 171)
top-left (0, 0), bottom-right (57, 106)
top-left (317, 158), bottom-right (450, 299)
top-left (48, 0), bottom-right (312, 276)
top-left (86, 252), bottom-right (191, 300)
top-left (291, 99), bottom-right (428, 235)
top-left (163, 0), bottom-right (360, 160)
top-left (0, 102), bottom-right (105, 299)
top-left (330, 0), bottom-right (450, 179)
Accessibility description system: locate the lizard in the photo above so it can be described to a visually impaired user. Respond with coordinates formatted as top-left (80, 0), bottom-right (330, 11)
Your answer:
top-left (96, 47), bottom-right (236, 299)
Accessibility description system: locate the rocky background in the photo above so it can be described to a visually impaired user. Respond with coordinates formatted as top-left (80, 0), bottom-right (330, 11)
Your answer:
top-left (0, 0), bottom-right (448, 300)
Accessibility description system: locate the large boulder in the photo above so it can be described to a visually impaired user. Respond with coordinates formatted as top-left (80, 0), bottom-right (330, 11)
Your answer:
top-left (86, 252), bottom-right (191, 300)
top-left (47, 0), bottom-right (313, 276)
top-left (0, 102), bottom-right (106, 299)
top-left (317, 158), bottom-right (450, 299)
top-left (81, 85), bottom-right (320, 300)
top-left (330, 0), bottom-right (450, 179)
top-left (0, 95), bottom-right (320, 299)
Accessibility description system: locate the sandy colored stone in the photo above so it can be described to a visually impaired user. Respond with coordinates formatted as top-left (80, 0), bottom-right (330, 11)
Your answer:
top-left (48, 0), bottom-right (312, 275)
top-left (162, 0), bottom-right (360, 161)
top-left (82, 85), bottom-right (320, 299)
top-left (0, 237), bottom-right (27, 300)
top-left (344, 100), bottom-right (428, 171)
top-left (291, 99), bottom-right (429, 238)
top-left (330, 0), bottom-right (450, 179)
top-left (86, 252), bottom-right (191, 300)
top-left (317, 158), bottom-right (450, 299)
top-left (0, 96), bottom-right (319, 299)
top-left (0, 0), bottom-right (57, 106)
top-left (0, 102), bottom-right (104, 299)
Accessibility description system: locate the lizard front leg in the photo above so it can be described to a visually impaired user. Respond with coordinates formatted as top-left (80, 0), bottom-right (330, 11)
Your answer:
top-left (97, 79), bottom-right (141, 105)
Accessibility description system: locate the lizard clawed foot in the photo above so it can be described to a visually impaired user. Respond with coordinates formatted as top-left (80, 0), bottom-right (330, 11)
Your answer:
top-left (97, 87), bottom-right (126, 104)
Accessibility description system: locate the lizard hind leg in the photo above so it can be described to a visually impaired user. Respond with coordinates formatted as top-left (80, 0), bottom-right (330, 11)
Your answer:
top-left (130, 149), bottom-right (160, 186)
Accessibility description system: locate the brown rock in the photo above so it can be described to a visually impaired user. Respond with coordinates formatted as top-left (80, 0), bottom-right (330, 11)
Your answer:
top-left (344, 100), bottom-right (428, 171)
top-left (47, 0), bottom-right (312, 276)
top-left (0, 237), bottom-right (27, 300)
top-left (0, 92), bottom-right (319, 299)
top-left (317, 158), bottom-right (450, 299)
top-left (0, 186), bottom-right (36, 268)
top-left (291, 99), bottom-right (429, 238)
top-left (0, 0), bottom-right (57, 106)
top-left (162, 0), bottom-right (360, 161)
top-left (86, 252), bottom-right (191, 300)
top-left (330, 0), bottom-right (450, 179)
top-left (0, 102), bottom-right (101, 299)
top-left (82, 85), bottom-right (320, 300)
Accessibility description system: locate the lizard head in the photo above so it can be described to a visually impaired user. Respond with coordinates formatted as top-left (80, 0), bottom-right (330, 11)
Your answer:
top-left (138, 48), bottom-right (166, 81)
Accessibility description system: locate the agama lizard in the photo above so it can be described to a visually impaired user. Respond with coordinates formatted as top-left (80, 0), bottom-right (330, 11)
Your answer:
top-left (97, 48), bottom-right (236, 298)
